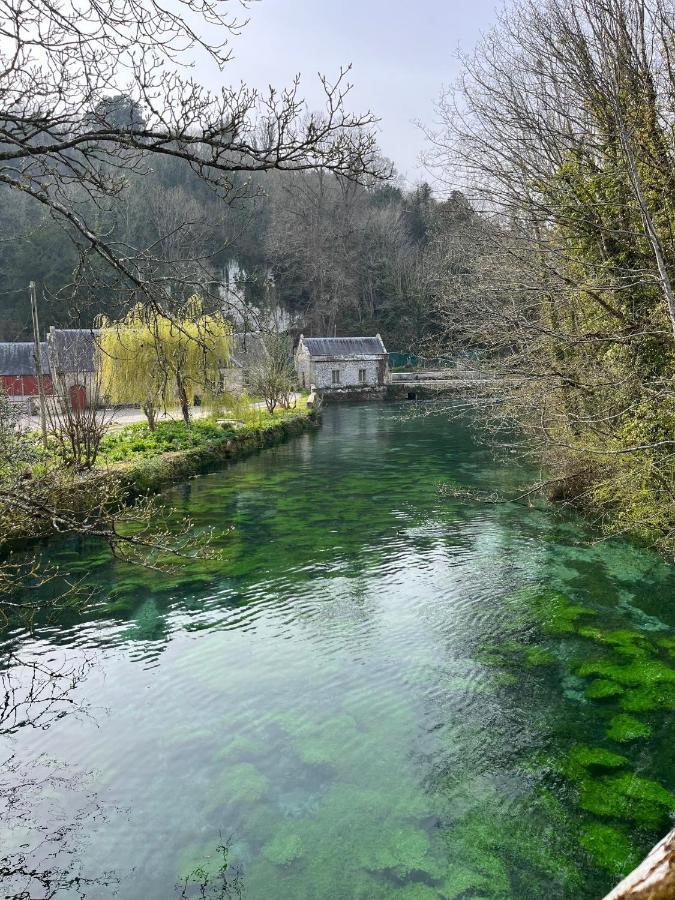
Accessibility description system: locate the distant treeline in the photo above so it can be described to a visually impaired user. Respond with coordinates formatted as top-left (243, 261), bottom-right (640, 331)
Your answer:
top-left (0, 95), bottom-right (479, 350)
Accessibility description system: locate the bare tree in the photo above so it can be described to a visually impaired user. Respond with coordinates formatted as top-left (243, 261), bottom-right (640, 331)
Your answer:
top-left (424, 0), bottom-right (675, 551)
top-left (0, 0), bottom-right (388, 324)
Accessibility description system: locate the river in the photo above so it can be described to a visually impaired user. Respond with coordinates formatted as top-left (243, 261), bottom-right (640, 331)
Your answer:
top-left (1, 403), bottom-right (674, 899)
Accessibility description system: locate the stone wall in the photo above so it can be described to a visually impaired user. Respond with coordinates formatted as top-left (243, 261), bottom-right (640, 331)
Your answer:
top-left (311, 358), bottom-right (382, 389)
top-left (295, 346), bottom-right (312, 389)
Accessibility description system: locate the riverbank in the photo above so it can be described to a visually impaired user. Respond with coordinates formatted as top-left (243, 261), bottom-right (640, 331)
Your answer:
top-left (4, 403), bottom-right (673, 899)
top-left (0, 404), bottom-right (320, 548)
top-left (112, 405), bottom-right (320, 497)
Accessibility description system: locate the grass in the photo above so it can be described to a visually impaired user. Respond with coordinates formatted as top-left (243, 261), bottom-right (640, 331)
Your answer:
top-left (1, 399), bottom-right (317, 547)
top-left (100, 418), bottom-right (231, 462)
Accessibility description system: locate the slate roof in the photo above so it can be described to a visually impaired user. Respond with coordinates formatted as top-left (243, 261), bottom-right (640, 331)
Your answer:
top-left (0, 342), bottom-right (50, 375)
top-left (301, 336), bottom-right (387, 358)
top-left (48, 328), bottom-right (99, 373)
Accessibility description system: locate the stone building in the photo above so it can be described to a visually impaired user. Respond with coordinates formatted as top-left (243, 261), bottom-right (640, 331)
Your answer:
top-left (295, 335), bottom-right (389, 392)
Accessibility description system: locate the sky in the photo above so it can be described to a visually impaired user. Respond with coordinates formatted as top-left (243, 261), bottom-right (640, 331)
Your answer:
top-left (200, 0), bottom-right (500, 185)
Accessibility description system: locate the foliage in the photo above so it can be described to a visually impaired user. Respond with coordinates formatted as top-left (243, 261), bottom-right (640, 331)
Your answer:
top-left (246, 333), bottom-right (296, 414)
top-left (100, 419), bottom-right (229, 462)
top-left (98, 299), bottom-right (233, 427)
top-left (426, 0), bottom-right (675, 555)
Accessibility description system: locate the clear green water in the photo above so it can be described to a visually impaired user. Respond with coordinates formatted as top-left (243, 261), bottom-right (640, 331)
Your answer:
top-left (2, 404), bottom-right (674, 899)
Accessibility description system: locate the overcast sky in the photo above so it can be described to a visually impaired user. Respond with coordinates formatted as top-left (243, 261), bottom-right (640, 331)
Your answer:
top-left (201, 0), bottom-right (500, 186)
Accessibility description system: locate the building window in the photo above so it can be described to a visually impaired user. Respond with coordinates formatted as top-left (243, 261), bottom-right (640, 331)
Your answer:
top-left (358, 368), bottom-right (367, 384)
top-left (332, 369), bottom-right (341, 385)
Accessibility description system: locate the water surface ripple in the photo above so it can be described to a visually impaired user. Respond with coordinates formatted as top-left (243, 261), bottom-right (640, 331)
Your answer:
top-left (2, 404), bottom-right (674, 899)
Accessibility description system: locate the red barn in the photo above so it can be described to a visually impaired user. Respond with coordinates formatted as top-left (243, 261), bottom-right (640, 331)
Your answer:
top-left (0, 342), bottom-right (52, 398)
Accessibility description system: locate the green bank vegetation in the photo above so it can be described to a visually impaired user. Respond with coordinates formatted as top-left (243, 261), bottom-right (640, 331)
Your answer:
top-left (0, 391), bottom-right (316, 549)
top-left (427, 0), bottom-right (675, 557)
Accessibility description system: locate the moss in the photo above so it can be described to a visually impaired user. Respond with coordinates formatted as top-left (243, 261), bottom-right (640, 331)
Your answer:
top-left (262, 832), bottom-right (304, 866)
top-left (607, 714), bottom-right (652, 743)
top-left (585, 679), bottom-right (624, 700)
top-left (578, 822), bottom-right (640, 877)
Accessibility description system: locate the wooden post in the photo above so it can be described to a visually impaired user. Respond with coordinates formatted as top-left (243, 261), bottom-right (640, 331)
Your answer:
top-left (603, 829), bottom-right (675, 900)
top-left (29, 281), bottom-right (48, 449)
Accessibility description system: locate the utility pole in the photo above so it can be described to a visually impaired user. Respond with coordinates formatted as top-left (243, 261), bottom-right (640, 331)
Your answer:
top-left (29, 281), bottom-right (48, 449)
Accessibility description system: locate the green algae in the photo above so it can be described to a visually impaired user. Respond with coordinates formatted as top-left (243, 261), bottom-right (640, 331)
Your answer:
top-left (564, 746), bottom-right (627, 775)
top-left (476, 638), bottom-right (556, 673)
top-left (620, 682), bottom-right (675, 711)
top-left (205, 762), bottom-right (269, 811)
top-left (585, 679), bottom-right (624, 700)
top-left (576, 657), bottom-right (675, 686)
top-left (657, 635), bottom-right (675, 657)
top-left (578, 628), bottom-right (651, 658)
top-left (578, 823), bottom-right (641, 877)
top-left (213, 735), bottom-right (259, 762)
top-left (607, 714), bottom-right (652, 742)
top-left (535, 589), bottom-right (594, 635)
top-left (559, 745), bottom-right (674, 829)
top-left (360, 825), bottom-right (432, 876)
top-left (440, 866), bottom-right (491, 899)
top-left (294, 714), bottom-right (360, 767)
top-left (577, 773), bottom-right (675, 828)
top-left (176, 842), bottom-right (230, 884)
top-left (262, 832), bottom-right (304, 866)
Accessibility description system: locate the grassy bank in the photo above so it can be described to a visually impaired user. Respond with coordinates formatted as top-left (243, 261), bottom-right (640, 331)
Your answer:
top-left (1, 403), bottom-right (320, 548)
top-left (109, 404), bottom-right (319, 496)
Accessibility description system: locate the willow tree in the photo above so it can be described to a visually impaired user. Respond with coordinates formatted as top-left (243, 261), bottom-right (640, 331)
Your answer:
top-left (98, 299), bottom-right (232, 427)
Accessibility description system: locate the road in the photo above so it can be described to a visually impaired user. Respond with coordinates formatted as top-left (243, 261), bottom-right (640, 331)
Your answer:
top-left (19, 396), bottom-right (302, 432)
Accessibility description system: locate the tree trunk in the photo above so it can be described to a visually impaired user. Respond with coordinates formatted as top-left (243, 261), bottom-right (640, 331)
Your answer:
top-left (176, 374), bottom-right (190, 425)
top-left (143, 401), bottom-right (156, 431)
top-left (614, 101), bottom-right (675, 342)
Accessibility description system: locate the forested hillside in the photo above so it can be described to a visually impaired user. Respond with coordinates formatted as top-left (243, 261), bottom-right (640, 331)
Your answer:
top-left (0, 95), bottom-right (465, 349)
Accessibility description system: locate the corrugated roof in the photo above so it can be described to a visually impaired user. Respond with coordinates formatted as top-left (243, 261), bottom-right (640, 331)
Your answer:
top-left (48, 329), bottom-right (99, 373)
top-left (301, 336), bottom-right (387, 357)
top-left (0, 342), bottom-right (50, 375)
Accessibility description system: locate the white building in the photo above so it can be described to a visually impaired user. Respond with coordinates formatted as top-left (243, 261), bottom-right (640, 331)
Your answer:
top-left (295, 335), bottom-right (389, 392)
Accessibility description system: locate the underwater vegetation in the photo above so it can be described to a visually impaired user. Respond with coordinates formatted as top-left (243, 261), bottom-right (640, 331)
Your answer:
top-left (11, 406), bottom-right (675, 900)
top-left (606, 714), bottom-right (652, 743)
top-left (476, 583), bottom-right (675, 882)
top-left (578, 823), bottom-right (641, 878)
